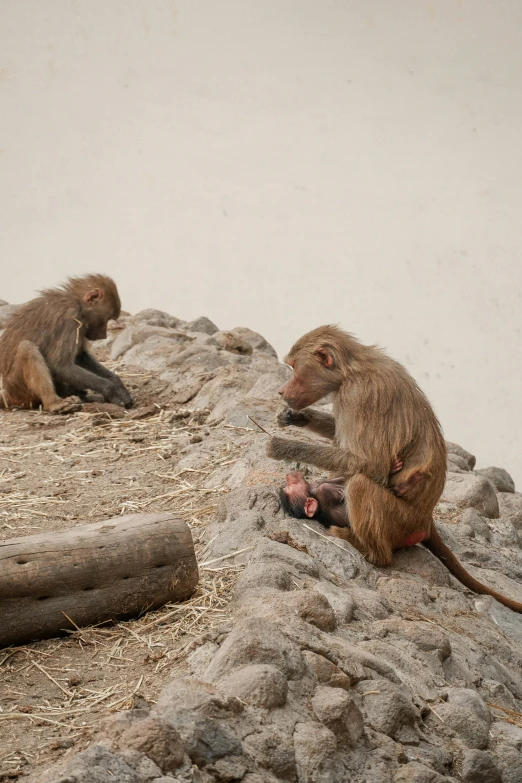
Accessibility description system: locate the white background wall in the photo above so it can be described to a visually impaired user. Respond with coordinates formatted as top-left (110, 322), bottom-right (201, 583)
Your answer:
top-left (1, 1), bottom-right (521, 482)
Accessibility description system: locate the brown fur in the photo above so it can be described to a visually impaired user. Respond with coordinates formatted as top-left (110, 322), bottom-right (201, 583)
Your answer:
top-left (0, 274), bottom-right (132, 413)
top-left (268, 325), bottom-right (522, 613)
top-left (280, 468), bottom-right (417, 529)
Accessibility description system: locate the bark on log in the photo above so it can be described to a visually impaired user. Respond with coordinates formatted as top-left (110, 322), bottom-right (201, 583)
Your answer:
top-left (0, 513), bottom-right (198, 648)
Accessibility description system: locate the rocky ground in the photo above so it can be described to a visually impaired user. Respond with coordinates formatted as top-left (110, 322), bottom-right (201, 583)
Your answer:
top-left (1, 303), bottom-right (522, 783)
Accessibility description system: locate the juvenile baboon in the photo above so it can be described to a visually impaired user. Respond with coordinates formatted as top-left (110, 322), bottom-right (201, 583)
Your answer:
top-left (268, 325), bottom-right (522, 613)
top-left (0, 274), bottom-right (132, 413)
top-left (281, 471), bottom-right (435, 547)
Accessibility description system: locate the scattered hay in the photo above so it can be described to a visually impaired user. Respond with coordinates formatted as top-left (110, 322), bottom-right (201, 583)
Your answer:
top-left (0, 372), bottom-right (253, 777)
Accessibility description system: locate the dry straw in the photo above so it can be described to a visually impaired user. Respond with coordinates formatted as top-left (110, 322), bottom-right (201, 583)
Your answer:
top-left (0, 373), bottom-right (255, 775)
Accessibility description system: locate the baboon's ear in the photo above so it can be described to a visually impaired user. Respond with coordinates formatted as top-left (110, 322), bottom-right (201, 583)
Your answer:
top-left (314, 347), bottom-right (334, 368)
top-left (84, 288), bottom-right (102, 305)
top-left (304, 497), bottom-right (318, 518)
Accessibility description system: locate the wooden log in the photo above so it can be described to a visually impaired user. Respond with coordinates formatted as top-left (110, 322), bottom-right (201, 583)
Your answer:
top-left (0, 513), bottom-right (198, 648)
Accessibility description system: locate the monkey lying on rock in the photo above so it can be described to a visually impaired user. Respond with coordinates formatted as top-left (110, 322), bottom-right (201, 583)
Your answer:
top-left (280, 470), bottom-right (426, 548)
top-left (268, 325), bottom-right (522, 613)
top-left (0, 274), bottom-right (132, 413)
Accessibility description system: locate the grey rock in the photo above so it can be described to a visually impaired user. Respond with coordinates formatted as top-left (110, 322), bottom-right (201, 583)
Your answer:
top-left (306, 640), bottom-right (366, 685)
top-left (455, 523), bottom-right (475, 539)
top-left (362, 747), bottom-right (398, 782)
top-left (447, 453), bottom-right (471, 471)
top-left (303, 651), bottom-right (352, 689)
top-left (187, 642), bottom-right (220, 677)
top-left (476, 466), bottom-right (515, 493)
top-left (311, 686), bottom-right (364, 747)
top-left (180, 717), bottom-right (242, 766)
top-left (480, 679), bottom-right (519, 711)
top-left (446, 459), bottom-right (467, 474)
top-left (211, 756), bottom-right (248, 781)
top-left (214, 330), bottom-right (253, 355)
top-left (245, 371), bottom-right (291, 402)
top-left (116, 715), bottom-right (185, 773)
top-left (495, 745), bottom-right (522, 783)
top-left (356, 636), bottom-right (443, 704)
top-left (151, 778), bottom-right (181, 782)
top-left (392, 545), bottom-right (451, 587)
top-left (235, 562), bottom-right (293, 594)
top-left (284, 519), bottom-right (360, 582)
top-left (370, 619), bottom-right (451, 661)
top-left (461, 749), bottom-right (501, 783)
top-left (151, 778), bottom-right (182, 783)
top-left (155, 679), bottom-right (243, 718)
top-left (192, 365), bottom-right (260, 412)
top-left (498, 492), bottom-right (522, 529)
top-left (236, 587), bottom-right (337, 634)
top-left (355, 681), bottom-right (418, 740)
top-left (52, 744), bottom-right (141, 782)
top-left (133, 309), bottom-right (182, 329)
top-left (312, 581), bottom-right (354, 624)
top-left (250, 538), bottom-right (320, 578)
top-left (349, 584), bottom-right (392, 619)
top-left (154, 681), bottom-right (242, 767)
top-left (293, 721), bottom-right (346, 783)
top-left (489, 722), bottom-right (522, 750)
top-left (430, 688), bottom-right (491, 749)
top-left (242, 729), bottom-right (296, 780)
top-left (217, 664), bottom-right (288, 709)
top-left (111, 324), bottom-right (189, 360)
top-left (393, 762), bottom-right (448, 782)
top-left (186, 316), bottom-right (219, 335)
top-left (119, 749), bottom-right (163, 781)
top-left (203, 618), bottom-right (305, 682)
top-left (460, 508), bottom-right (491, 540)
top-left (436, 501), bottom-right (458, 514)
top-left (96, 709), bottom-right (149, 745)
top-left (330, 636), bottom-right (401, 684)
top-left (284, 589), bottom-right (337, 632)
top-left (441, 473), bottom-right (499, 518)
top-left (403, 742), bottom-right (452, 775)
top-left (375, 576), bottom-right (430, 612)
top-left (489, 518), bottom-right (521, 548)
top-left (445, 442), bottom-right (476, 470)
top-left (475, 596), bottom-right (522, 646)
top-left (28, 303), bottom-right (522, 783)
top-left (231, 327), bottom-right (278, 357)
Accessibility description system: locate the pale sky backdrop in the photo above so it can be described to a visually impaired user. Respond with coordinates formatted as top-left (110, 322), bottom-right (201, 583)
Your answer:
top-left (1, 1), bottom-right (521, 483)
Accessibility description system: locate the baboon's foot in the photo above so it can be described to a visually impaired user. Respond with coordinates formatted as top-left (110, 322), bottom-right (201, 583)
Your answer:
top-left (48, 396), bottom-right (82, 415)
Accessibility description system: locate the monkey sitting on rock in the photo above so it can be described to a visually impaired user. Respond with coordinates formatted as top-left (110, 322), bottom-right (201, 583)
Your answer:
top-left (280, 470), bottom-right (431, 548)
top-left (268, 324), bottom-right (522, 613)
top-left (0, 274), bottom-right (132, 413)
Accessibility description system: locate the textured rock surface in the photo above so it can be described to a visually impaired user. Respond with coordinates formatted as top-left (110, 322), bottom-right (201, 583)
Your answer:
top-left (461, 749), bottom-right (501, 783)
top-left (311, 685), bottom-right (364, 746)
top-left (441, 472), bottom-right (499, 517)
top-left (476, 466), bottom-right (515, 493)
top-left (4, 303), bottom-right (519, 783)
top-left (498, 492), bottom-right (522, 529)
top-left (217, 664), bottom-right (288, 709)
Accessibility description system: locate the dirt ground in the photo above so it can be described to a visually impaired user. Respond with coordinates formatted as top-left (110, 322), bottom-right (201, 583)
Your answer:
top-left (0, 364), bottom-right (249, 780)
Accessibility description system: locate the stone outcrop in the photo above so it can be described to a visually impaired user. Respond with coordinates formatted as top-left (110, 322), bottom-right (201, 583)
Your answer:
top-left (0, 303), bottom-right (519, 783)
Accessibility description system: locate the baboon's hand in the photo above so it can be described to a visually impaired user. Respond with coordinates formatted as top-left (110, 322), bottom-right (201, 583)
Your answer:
top-left (277, 407), bottom-right (307, 428)
top-left (114, 378), bottom-right (134, 408)
top-left (390, 458), bottom-right (404, 474)
top-left (108, 384), bottom-right (133, 408)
